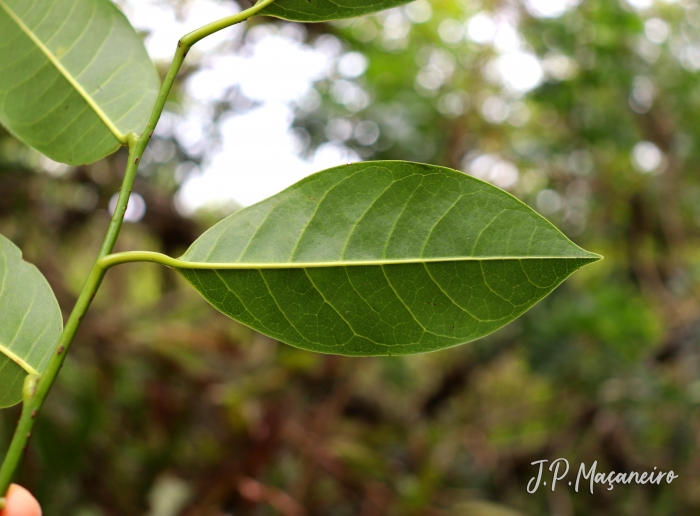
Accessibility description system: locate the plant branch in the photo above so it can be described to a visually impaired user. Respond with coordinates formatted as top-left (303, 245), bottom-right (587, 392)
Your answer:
top-left (0, 0), bottom-right (276, 501)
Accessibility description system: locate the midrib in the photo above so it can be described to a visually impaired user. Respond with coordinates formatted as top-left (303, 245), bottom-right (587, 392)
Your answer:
top-left (0, 0), bottom-right (126, 142)
top-left (0, 341), bottom-right (39, 375)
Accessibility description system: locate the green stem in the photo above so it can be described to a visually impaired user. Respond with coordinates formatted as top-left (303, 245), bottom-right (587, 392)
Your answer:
top-left (0, 139), bottom-right (142, 501)
top-left (0, 0), bottom-right (275, 501)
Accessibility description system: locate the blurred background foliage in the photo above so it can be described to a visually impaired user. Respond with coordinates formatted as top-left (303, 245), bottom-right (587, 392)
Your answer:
top-left (1, 0), bottom-right (699, 514)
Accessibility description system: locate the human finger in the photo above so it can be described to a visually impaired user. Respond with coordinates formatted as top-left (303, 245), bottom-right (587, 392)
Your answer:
top-left (0, 484), bottom-right (41, 516)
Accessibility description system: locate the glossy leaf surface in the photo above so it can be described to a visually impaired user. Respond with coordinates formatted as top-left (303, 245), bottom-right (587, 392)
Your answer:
top-left (260, 0), bottom-right (413, 22)
top-left (179, 161), bottom-right (600, 356)
top-left (0, 234), bottom-right (62, 408)
top-left (0, 0), bottom-right (160, 165)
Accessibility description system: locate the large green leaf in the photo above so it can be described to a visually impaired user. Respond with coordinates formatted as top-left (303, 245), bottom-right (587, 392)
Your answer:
top-left (260, 0), bottom-right (413, 22)
top-left (0, 234), bottom-right (62, 408)
top-left (178, 161), bottom-right (601, 357)
top-left (0, 0), bottom-right (159, 165)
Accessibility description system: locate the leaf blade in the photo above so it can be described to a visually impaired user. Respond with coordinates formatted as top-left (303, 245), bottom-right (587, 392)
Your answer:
top-left (260, 0), bottom-right (414, 23)
top-left (0, 0), bottom-right (159, 165)
top-left (179, 161), bottom-right (600, 356)
top-left (0, 234), bottom-right (63, 408)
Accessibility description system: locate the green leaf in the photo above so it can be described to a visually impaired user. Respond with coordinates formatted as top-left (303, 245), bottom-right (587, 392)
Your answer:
top-left (0, 0), bottom-right (160, 165)
top-left (0, 234), bottom-right (62, 408)
top-left (260, 0), bottom-right (413, 22)
top-left (178, 161), bottom-right (601, 357)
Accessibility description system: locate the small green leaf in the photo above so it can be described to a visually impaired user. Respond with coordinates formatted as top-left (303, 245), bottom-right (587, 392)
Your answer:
top-left (0, 234), bottom-right (62, 408)
top-left (178, 161), bottom-right (601, 357)
top-left (0, 0), bottom-right (160, 165)
top-left (260, 0), bottom-right (413, 22)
